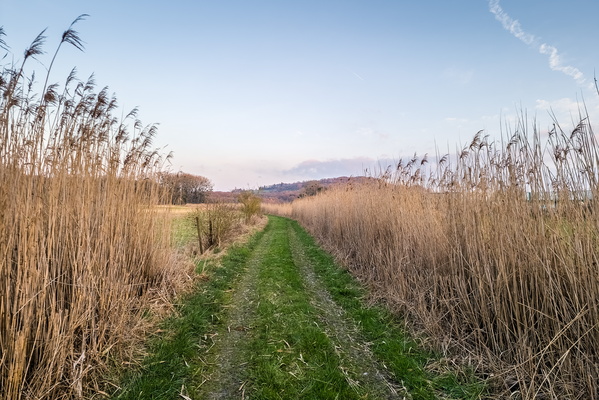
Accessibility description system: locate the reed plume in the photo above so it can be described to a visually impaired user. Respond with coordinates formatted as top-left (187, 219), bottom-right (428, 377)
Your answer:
top-left (0, 19), bottom-right (182, 399)
top-left (291, 112), bottom-right (599, 399)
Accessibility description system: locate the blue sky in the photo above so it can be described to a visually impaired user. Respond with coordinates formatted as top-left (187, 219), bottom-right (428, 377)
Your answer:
top-left (2, 1), bottom-right (599, 190)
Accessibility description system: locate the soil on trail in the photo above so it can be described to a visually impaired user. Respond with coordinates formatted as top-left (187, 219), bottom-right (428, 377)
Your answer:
top-left (196, 230), bottom-right (272, 399)
top-left (116, 215), bottom-right (484, 400)
top-left (286, 227), bottom-right (404, 398)
top-left (196, 217), bottom-right (405, 400)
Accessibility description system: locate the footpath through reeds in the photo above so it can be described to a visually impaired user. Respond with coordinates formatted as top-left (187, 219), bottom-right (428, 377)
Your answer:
top-left (284, 118), bottom-right (599, 399)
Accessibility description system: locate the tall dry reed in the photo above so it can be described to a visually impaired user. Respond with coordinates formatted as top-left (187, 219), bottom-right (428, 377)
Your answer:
top-left (292, 116), bottom-right (599, 399)
top-left (0, 20), bottom-right (181, 399)
top-left (261, 202), bottom-right (293, 218)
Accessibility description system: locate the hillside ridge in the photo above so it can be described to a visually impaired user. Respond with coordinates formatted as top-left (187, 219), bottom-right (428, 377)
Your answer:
top-left (211, 176), bottom-right (373, 203)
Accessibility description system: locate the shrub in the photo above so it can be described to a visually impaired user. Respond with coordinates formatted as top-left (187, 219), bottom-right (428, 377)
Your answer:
top-left (238, 190), bottom-right (262, 223)
top-left (193, 203), bottom-right (241, 251)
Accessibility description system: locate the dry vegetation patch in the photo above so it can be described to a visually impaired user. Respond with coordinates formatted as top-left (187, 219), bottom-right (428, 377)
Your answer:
top-left (291, 120), bottom-right (599, 399)
top-left (0, 21), bottom-right (193, 399)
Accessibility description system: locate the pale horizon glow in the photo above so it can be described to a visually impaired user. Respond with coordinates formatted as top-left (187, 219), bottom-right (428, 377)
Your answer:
top-left (2, 0), bottom-right (598, 190)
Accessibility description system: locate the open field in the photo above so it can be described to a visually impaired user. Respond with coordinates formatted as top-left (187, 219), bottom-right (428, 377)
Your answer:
top-left (284, 120), bottom-right (599, 399)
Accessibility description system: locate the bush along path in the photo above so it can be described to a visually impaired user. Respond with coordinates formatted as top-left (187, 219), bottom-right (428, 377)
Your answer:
top-left (113, 216), bottom-right (486, 400)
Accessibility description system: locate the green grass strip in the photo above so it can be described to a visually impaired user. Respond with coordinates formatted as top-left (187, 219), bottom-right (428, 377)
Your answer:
top-left (113, 215), bottom-right (486, 399)
top-left (243, 216), bottom-right (368, 399)
top-left (287, 217), bottom-right (487, 400)
top-left (112, 224), bottom-right (266, 400)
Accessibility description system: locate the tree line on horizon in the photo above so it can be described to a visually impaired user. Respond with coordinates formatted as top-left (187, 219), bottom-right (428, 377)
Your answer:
top-left (158, 172), bottom-right (213, 204)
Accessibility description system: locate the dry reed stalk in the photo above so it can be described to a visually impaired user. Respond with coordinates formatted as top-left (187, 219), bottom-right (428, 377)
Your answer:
top-left (291, 116), bottom-right (599, 399)
top-left (0, 21), bottom-right (187, 399)
top-left (261, 202), bottom-right (293, 217)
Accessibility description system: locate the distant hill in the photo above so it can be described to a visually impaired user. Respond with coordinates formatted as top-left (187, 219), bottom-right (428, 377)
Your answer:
top-left (258, 177), bottom-right (353, 193)
top-left (209, 176), bottom-right (373, 203)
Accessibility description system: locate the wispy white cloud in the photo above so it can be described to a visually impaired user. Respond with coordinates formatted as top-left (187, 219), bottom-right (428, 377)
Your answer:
top-left (284, 157), bottom-right (374, 178)
top-left (535, 97), bottom-right (599, 126)
top-left (356, 127), bottom-right (389, 141)
top-left (535, 97), bottom-right (579, 112)
top-left (346, 67), bottom-right (365, 81)
top-left (442, 67), bottom-right (474, 85)
top-left (444, 117), bottom-right (470, 124)
top-left (538, 44), bottom-right (585, 84)
top-left (488, 0), bottom-right (536, 46)
top-left (535, 97), bottom-right (586, 122)
top-left (488, 0), bottom-right (588, 87)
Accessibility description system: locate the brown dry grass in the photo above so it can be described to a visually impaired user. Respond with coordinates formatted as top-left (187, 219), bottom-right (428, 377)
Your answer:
top-left (291, 117), bottom-right (599, 399)
top-left (261, 202), bottom-right (293, 217)
top-left (0, 22), bottom-right (191, 399)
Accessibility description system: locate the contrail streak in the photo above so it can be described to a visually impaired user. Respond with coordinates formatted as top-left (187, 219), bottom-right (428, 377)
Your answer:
top-left (346, 67), bottom-right (365, 81)
top-left (488, 0), bottom-right (588, 87)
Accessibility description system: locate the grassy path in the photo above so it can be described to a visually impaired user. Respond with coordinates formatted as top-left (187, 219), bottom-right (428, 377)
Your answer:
top-left (113, 216), bottom-right (485, 399)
